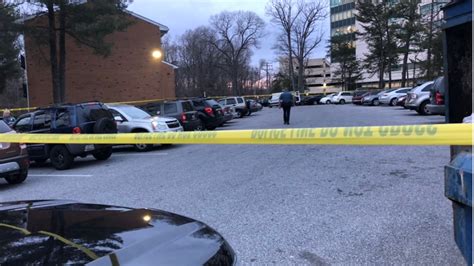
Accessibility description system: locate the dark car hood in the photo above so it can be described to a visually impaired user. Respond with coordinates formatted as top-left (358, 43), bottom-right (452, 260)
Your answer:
top-left (0, 200), bottom-right (234, 265)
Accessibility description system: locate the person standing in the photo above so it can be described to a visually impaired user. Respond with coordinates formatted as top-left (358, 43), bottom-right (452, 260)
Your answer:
top-left (279, 90), bottom-right (294, 125)
top-left (2, 109), bottom-right (15, 126)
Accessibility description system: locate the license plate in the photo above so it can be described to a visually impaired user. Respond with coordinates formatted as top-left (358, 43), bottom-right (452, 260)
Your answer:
top-left (85, 144), bottom-right (95, 152)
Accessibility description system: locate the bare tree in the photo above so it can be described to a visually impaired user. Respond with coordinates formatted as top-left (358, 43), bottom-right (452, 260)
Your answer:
top-left (291, 0), bottom-right (327, 91)
top-left (161, 35), bottom-right (179, 64)
top-left (266, 0), bottom-right (301, 91)
top-left (174, 26), bottom-right (229, 97)
top-left (209, 11), bottom-right (265, 95)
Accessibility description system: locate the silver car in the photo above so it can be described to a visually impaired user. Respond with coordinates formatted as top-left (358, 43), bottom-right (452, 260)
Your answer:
top-left (379, 87), bottom-right (412, 106)
top-left (361, 90), bottom-right (388, 106)
top-left (108, 104), bottom-right (183, 151)
top-left (405, 81), bottom-right (435, 115)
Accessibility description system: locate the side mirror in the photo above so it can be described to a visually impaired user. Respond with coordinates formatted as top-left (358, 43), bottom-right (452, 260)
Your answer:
top-left (114, 116), bottom-right (123, 122)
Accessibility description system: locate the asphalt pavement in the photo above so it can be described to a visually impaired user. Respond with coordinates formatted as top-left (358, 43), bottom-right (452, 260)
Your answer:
top-left (0, 104), bottom-right (464, 265)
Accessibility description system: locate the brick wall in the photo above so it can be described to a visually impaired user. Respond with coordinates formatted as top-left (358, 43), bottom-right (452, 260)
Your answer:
top-left (24, 14), bottom-right (176, 107)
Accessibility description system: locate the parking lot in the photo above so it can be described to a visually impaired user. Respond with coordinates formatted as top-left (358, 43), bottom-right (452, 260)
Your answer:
top-left (0, 104), bottom-right (464, 265)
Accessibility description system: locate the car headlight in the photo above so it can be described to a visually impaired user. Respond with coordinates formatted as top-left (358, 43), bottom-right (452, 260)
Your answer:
top-left (157, 123), bottom-right (168, 130)
top-left (151, 120), bottom-right (158, 130)
top-left (152, 120), bottom-right (168, 131)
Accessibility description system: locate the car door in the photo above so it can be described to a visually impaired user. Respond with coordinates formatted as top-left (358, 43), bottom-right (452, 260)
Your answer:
top-left (28, 111), bottom-right (52, 158)
top-left (12, 115), bottom-right (32, 133)
top-left (109, 109), bottom-right (129, 133)
top-left (226, 98), bottom-right (237, 108)
top-left (163, 102), bottom-right (179, 120)
top-left (12, 114), bottom-right (34, 157)
top-left (342, 92), bottom-right (352, 102)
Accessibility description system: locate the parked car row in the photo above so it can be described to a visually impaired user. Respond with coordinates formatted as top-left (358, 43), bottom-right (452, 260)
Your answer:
top-left (354, 76), bottom-right (445, 115)
top-left (297, 76), bottom-right (445, 116)
top-left (0, 95), bottom-right (264, 175)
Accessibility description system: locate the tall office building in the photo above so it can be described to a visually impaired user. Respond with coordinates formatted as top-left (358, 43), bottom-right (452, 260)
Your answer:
top-left (330, 0), bottom-right (449, 88)
top-left (329, 0), bottom-right (357, 60)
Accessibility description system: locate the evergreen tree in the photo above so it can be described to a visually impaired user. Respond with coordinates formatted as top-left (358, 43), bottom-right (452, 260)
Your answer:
top-left (24, 0), bottom-right (132, 103)
top-left (394, 0), bottom-right (424, 87)
top-left (356, 0), bottom-right (398, 89)
top-left (0, 2), bottom-right (21, 92)
top-left (328, 34), bottom-right (360, 91)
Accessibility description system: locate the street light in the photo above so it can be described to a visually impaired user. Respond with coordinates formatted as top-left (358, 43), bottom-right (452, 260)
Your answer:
top-left (151, 49), bottom-right (162, 59)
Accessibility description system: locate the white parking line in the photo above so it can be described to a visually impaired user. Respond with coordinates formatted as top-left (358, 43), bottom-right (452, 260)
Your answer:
top-left (29, 174), bottom-right (93, 177)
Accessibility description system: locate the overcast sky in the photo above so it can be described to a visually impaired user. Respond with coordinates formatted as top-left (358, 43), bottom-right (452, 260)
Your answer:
top-left (128, 0), bottom-right (330, 69)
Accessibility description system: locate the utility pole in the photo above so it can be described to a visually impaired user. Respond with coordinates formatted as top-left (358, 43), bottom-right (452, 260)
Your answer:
top-left (264, 62), bottom-right (273, 91)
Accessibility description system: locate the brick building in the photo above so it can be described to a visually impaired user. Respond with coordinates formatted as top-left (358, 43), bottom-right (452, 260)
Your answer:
top-left (23, 10), bottom-right (176, 107)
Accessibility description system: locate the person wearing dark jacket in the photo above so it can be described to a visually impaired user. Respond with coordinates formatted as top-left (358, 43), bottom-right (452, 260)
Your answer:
top-left (279, 90), bottom-right (293, 125)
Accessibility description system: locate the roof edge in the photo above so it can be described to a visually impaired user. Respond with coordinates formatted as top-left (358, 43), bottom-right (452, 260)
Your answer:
top-left (16, 9), bottom-right (169, 34)
top-left (124, 10), bottom-right (169, 34)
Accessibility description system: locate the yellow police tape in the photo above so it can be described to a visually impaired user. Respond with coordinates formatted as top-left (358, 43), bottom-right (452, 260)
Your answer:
top-left (4, 93), bottom-right (278, 112)
top-left (0, 124), bottom-right (471, 145)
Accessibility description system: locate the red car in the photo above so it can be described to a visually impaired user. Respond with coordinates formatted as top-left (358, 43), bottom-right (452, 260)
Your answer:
top-left (352, 91), bottom-right (369, 105)
top-left (0, 120), bottom-right (29, 184)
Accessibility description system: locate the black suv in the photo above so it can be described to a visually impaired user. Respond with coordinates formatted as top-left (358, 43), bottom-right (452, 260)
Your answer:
top-left (12, 102), bottom-right (117, 170)
top-left (139, 100), bottom-right (204, 131)
top-left (190, 98), bottom-right (224, 130)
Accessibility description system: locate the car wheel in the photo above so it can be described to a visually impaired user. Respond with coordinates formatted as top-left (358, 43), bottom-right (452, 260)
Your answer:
top-left (237, 110), bottom-right (244, 118)
top-left (372, 99), bottom-right (380, 106)
top-left (326, 100), bottom-right (331, 104)
top-left (93, 147), bottom-right (113, 160)
top-left (390, 98), bottom-right (397, 106)
top-left (418, 101), bottom-right (430, 115)
top-left (134, 144), bottom-right (153, 152)
top-left (5, 170), bottom-right (28, 184)
top-left (50, 145), bottom-right (74, 170)
top-left (194, 122), bottom-right (205, 131)
top-left (339, 99), bottom-right (345, 104)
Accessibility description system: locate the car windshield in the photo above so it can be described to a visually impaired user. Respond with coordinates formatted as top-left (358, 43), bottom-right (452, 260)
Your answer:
top-left (115, 106), bottom-right (150, 119)
top-left (0, 0), bottom-right (467, 265)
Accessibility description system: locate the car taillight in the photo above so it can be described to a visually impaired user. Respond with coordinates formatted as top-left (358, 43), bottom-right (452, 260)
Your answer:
top-left (72, 127), bottom-right (81, 134)
top-left (435, 91), bottom-right (444, 105)
top-left (181, 113), bottom-right (187, 122)
top-left (204, 107), bottom-right (213, 115)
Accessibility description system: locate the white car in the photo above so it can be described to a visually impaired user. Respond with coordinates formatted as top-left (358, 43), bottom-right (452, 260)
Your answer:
top-left (320, 93), bottom-right (335, 104)
top-left (269, 93), bottom-right (282, 107)
top-left (331, 91), bottom-right (353, 104)
top-left (218, 97), bottom-right (248, 118)
top-left (107, 104), bottom-right (183, 151)
top-left (269, 91), bottom-right (301, 107)
top-left (379, 87), bottom-right (412, 106)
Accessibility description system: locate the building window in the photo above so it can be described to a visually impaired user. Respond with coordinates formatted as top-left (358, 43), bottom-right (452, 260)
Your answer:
top-left (330, 9), bottom-right (354, 22)
top-left (330, 0), bottom-right (354, 8)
